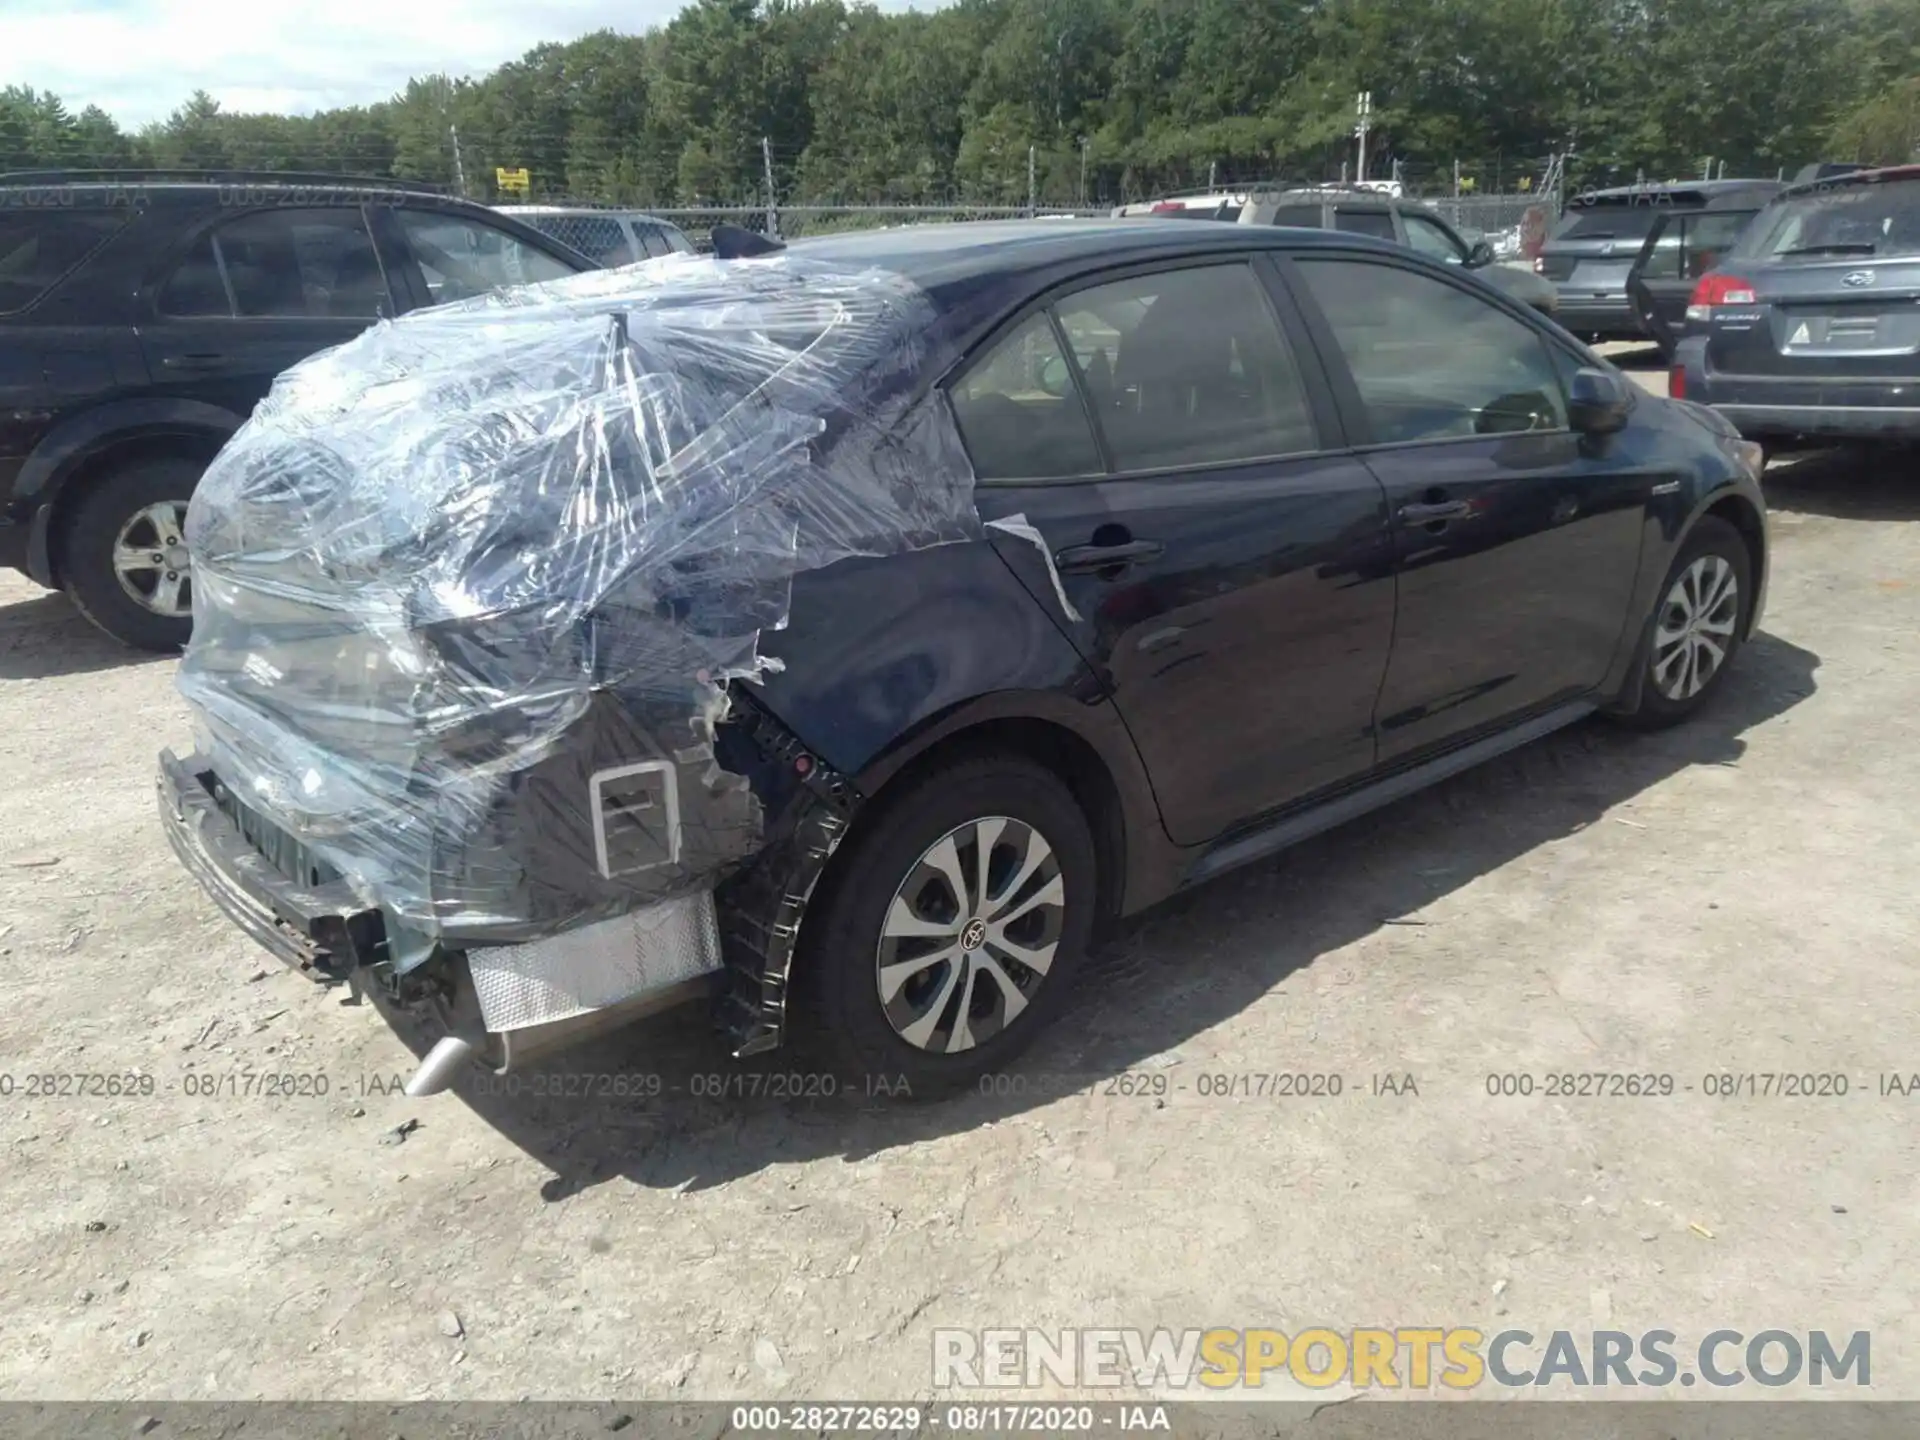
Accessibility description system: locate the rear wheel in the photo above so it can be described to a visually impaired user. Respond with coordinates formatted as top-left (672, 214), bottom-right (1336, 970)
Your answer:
top-left (61, 457), bottom-right (204, 652)
top-left (793, 752), bottom-right (1097, 1099)
top-left (1612, 516), bottom-right (1751, 729)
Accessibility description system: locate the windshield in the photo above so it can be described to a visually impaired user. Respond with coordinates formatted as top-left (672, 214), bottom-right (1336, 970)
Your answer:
top-left (1550, 203), bottom-right (1665, 244)
top-left (1738, 178), bottom-right (1920, 261)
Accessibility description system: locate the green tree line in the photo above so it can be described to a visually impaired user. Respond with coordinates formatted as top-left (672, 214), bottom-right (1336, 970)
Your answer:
top-left (2, 0), bottom-right (1916, 206)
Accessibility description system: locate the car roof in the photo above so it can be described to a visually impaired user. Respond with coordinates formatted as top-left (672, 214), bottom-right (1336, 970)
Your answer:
top-left (1777, 162), bottom-right (1920, 200)
top-left (791, 217), bottom-right (1359, 287)
top-left (0, 169), bottom-right (449, 198)
top-left (1571, 179), bottom-right (1783, 205)
top-left (497, 205), bottom-right (682, 224)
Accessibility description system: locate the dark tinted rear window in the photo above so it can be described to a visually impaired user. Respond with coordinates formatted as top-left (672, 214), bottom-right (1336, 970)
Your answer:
top-left (1334, 208), bottom-right (1397, 240)
top-left (1268, 205), bottom-right (1325, 227)
top-left (1551, 203), bottom-right (1665, 243)
top-left (0, 209), bottom-right (127, 314)
top-left (1741, 177), bottom-right (1920, 262)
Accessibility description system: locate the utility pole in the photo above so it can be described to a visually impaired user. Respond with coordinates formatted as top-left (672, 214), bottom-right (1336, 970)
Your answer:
top-left (1027, 144), bottom-right (1037, 217)
top-left (761, 136), bottom-right (779, 240)
top-left (1079, 137), bottom-right (1089, 207)
top-left (1207, 159), bottom-right (1217, 192)
top-left (1354, 91), bottom-right (1373, 183)
top-left (449, 123), bottom-right (467, 197)
top-left (1453, 157), bottom-right (1461, 199)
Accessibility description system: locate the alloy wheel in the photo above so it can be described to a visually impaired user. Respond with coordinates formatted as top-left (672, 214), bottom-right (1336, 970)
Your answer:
top-left (874, 815), bottom-right (1065, 1054)
top-left (112, 501), bottom-right (194, 618)
top-left (1652, 554), bottom-right (1739, 702)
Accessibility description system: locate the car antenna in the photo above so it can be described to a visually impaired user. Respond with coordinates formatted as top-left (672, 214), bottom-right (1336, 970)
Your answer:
top-left (710, 223), bottom-right (786, 259)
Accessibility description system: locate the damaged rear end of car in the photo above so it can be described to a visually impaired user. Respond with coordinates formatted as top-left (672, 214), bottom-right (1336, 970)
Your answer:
top-left (156, 252), bottom-right (983, 1096)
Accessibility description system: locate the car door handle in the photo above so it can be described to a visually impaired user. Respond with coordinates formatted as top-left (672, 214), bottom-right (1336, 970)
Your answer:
top-left (161, 353), bottom-right (226, 371)
top-left (1397, 500), bottom-right (1474, 524)
top-left (1054, 539), bottom-right (1165, 573)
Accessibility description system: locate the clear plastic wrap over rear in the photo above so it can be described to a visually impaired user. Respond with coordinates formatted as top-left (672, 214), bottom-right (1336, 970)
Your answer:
top-left (177, 254), bottom-right (980, 965)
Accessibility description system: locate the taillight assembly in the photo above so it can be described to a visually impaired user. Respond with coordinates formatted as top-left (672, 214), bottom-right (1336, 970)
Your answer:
top-left (1669, 365), bottom-right (1686, 399)
top-left (1685, 273), bottom-right (1756, 322)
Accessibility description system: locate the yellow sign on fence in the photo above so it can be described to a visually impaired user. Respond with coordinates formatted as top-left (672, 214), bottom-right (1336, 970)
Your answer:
top-left (495, 167), bottom-right (530, 195)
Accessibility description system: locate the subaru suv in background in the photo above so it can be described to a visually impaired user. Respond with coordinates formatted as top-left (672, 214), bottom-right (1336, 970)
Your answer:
top-left (0, 170), bottom-right (593, 650)
top-left (1672, 164), bottom-right (1920, 443)
top-left (493, 205), bottom-right (694, 266)
top-left (1537, 180), bottom-right (1783, 342)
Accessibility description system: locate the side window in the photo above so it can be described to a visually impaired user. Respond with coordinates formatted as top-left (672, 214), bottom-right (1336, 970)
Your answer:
top-left (1402, 213), bottom-right (1466, 263)
top-left (1682, 211), bottom-right (1755, 279)
top-left (158, 233), bottom-right (231, 316)
top-left (0, 210), bottom-right (128, 314)
top-left (1638, 218), bottom-right (1686, 281)
top-left (1053, 263), bottom-right (1317, 471)
top-left (1267, 205), bottom-right (1325, 228)
top-left (1298, 258), bottom-right (1568, 445)
top-left (949, 313), bottom-right (1103, 481)
top-left (395, 210), bottom-right (578, 304)
top-left (160, 209), bottom-right (386, 319)
top-left (635, 224), bottom-right (671, 260)
top-left (1334, 208), bottom-right (1398, 240)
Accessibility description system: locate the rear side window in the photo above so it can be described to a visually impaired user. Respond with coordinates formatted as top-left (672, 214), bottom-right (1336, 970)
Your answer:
top-left (1639, 211), bottom-right (1759, 281)
top-left (1334, 208), bottom-right (1397, 240)
top-left (160, 209), bottom-right (387, 319)
top-left (1053, 264), bottom-right (1317, 470)
top-left (949, 312), bottom-right (1103, 481)
top-left (0, 209), bottom-right (128, 314)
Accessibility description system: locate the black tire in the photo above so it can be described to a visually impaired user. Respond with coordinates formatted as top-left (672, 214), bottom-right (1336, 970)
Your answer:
top-left (60, 457), bottom-right (204, 652)
top-left (792, 752), bottom-right (1098, 1100)
top-left (1611, 515), bottom-right (1752, 730)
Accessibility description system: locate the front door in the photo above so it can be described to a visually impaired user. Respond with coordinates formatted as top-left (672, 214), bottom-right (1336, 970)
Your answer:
top-left (948, 257), bottom-right (1397, 846)
top-left (137, 205), bottom-right (400, 418)
top-left (1285, 253), bottom-right (1652, 762)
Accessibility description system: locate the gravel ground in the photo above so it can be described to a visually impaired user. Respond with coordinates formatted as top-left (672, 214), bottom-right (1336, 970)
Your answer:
top-left (1, 377), bottom-right (1916, 1403)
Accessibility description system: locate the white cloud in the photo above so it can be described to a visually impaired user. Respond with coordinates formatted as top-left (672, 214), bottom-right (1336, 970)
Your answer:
top-left (0, 0), bottom-right (927, 130)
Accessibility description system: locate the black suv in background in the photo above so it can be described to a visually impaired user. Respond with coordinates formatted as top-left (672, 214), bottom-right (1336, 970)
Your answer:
top-left (0, 171), bottom-right (592, 650)
top-left (1238, 186), bottom-right (1560, 317)
top-left (1537, 180), bottom-right (1784, 342)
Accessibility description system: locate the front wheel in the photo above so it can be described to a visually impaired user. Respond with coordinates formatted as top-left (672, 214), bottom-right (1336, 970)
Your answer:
top-left (792, 752), bottom-right (1097, 1099)
top-left (1611, 515), bottom-right (1752, 729)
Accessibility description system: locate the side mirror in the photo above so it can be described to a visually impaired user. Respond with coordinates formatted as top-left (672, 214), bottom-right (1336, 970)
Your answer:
top-left (1464, 239), bottom-right (1496, 268)
top-left (1038, 351), bottom-right (1073, 399)
top-left (1568, 367), bottom-right (1633, 435)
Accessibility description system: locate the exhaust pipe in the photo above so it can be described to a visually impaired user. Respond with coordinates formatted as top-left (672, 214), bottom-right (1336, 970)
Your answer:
top-left (404, 1034), bottom-right (479, 1097)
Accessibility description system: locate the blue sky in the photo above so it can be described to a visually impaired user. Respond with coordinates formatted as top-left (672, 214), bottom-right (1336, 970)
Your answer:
top-left (0, 0), bottom-right (931, 129)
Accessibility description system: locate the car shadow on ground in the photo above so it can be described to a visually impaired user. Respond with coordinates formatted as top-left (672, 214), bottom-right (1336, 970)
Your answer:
top-left (1764, 446), bottom-right (1920, 523)
top-left (374, 630), bottom-right (1821, 1199)
top-left (0, 589), bottom-right (171, 680)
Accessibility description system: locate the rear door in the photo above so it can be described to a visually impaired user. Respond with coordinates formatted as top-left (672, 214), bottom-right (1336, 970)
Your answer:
top-left (1283, 253), bottom-right (1653, 762)
top-left (1703, 176), bottom-right (1920, 401)
top-left (1628, 208), bottom-right (1764, 356)
top-left (948, 256), bottom-right (1397, 845)
top-left (138, 206), bottom-right (400, 418)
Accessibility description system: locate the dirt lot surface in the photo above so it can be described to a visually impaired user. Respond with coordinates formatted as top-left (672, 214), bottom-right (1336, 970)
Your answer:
top-left (1, 364), bottom-right (1916, 1402)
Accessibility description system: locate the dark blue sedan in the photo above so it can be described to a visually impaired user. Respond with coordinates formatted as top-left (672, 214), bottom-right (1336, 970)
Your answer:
top-left (159, 219), bottom-right (1770, 1099)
